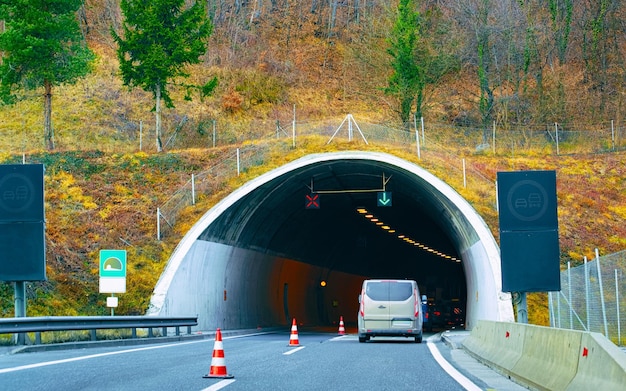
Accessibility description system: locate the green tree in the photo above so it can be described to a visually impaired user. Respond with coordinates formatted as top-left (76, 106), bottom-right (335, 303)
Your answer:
top-left (386, 0), bottom-right (421, 130)
top-left (0, 0), bottom-right (95, 150)
top-left (386, 0), bottom-right (458, 130)
top-left (112, 0), bottom-right (217, 152)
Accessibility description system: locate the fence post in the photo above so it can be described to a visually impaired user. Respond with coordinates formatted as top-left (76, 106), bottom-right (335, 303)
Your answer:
top-left (596, 248), bottom-right (609, 338)
top-left (292, 104), bottom-right (296, 148)
top-left (420, 117), bottom-right (425, 147)
top-left (549, 292), bottom-right (555, 327)
top-left (414, 113), bottom-right (421, 159)
top-left (557, 290), bottom-right (562, 328)
top-left (555, 122), bottom-right (560, 155)
top-left (157, 207), bottom-right (161, 241)
top-left (585, 256), bottom-right (590, 331)
top-left (191, 174), bottom-right (196, 205)
top-left (212, 119), bottom-right (216, 148)
top-left (237, 148), bottom-right (240, 176)
top-left (616, 269), bottom-right (621, 345)
top-left (611, 120), bottom-right (615, 151)
top-left (492, 121), bottom-right (496, 154)
top-left (568, 262), bottom-right (573, 329)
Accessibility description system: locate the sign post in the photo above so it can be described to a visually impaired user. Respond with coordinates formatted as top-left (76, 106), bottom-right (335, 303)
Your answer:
top-left (99, 250), bottom-right (127, 314)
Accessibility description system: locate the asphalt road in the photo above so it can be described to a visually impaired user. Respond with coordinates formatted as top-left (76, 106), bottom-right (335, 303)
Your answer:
top-left (0, 330), bottom-right (527, 391)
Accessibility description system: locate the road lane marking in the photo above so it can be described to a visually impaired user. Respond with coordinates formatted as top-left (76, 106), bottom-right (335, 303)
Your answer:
top-left (201, 379), bottom-right (236, 391)
top-left (0, 339), bottom-right (211, 373)
top-left (0, 331), bottom-right (275, 374)
top-left (426, 335), bottom-right (482, 391)
top-left (283, 346), bottom-right (305, 355)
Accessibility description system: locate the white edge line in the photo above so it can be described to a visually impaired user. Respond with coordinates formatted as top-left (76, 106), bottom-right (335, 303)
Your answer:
top-left (201, 379), bottom-right (236, 391)
top-left (426, 336), bottom-right (482, 391)
top-left (0, 331), bottom-right (275, 374)
top-left (283, 346), bottom-right (306, 355)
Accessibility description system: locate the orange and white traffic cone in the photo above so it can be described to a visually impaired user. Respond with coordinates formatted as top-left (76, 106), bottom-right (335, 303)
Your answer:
top-left (338, 316), bottom-right (345, 335)
top-left (288, 318), bottom-right (300, 346)
top-left (203, 328), bottom-right (234, 379)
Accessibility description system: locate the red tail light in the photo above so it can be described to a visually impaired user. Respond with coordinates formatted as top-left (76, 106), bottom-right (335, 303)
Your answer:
top-left (414, 289), bottom-right (419, 317)
top-left (360, 288), bottom-right (365, 317)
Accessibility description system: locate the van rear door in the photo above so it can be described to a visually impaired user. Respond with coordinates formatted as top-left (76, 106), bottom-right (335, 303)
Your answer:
top-left (362, 281), bottom-right (391, 330)
top-left (387, 281), bottom-right (416, 329)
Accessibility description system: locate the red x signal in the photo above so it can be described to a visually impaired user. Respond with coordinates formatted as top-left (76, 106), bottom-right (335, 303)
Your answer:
top-left (305, 193), bottom-right (320, 209)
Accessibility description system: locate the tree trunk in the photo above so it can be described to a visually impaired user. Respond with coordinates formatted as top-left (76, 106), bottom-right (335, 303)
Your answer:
top-left (155, 83), bottom-right (163, 152)
top-left (44, 80), bottom-right (55, 150)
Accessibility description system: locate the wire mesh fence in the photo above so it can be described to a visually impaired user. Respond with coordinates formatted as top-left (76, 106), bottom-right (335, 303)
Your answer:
top-left (549, 250), bottom-right (626, 346)
top-left (156, 114), bottom-right (624, 240)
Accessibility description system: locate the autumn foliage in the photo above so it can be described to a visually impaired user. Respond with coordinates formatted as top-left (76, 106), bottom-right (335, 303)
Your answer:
top-left (0, 1), bottom-right (625, 326)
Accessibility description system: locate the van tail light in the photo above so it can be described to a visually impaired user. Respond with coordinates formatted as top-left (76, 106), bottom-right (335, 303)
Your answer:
top-left (360, 289), bottom-right (365, 317)
top-left (414, 289), bottom-right (419, 317)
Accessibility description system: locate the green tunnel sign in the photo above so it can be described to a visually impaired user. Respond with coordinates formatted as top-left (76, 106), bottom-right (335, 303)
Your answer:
top-left (100, 250), bottom-right (127, 278)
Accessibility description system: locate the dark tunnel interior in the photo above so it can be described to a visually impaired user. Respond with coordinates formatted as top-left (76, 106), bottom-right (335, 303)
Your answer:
top-left (199, 159), bottom-right (467, 321)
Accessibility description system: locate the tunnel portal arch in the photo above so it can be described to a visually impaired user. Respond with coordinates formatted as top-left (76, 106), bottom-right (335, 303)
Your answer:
top-left (148, 151), bottom-right (514, 330)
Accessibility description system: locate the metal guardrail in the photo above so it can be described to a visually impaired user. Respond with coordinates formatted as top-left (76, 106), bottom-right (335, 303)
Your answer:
top-left (0, 315), bottom-right (198, 345)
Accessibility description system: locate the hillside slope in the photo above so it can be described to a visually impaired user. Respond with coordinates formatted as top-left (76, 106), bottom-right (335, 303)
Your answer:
top-left (0, 139), bottom-right (623, 328)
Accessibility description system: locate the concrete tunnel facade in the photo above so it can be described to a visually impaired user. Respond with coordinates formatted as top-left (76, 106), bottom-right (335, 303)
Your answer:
top-left (147, 151), bottom-right (514, 331)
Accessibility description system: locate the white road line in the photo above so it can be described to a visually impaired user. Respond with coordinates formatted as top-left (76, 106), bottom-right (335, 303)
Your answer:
top-left (0, 331), bottom-right (275, 374)
top-left (426, 336), bottom-right (482, 391)
top-left (283, 346), bottom-right (306, 355)
top-left (201, 379), bottom-right (236, 391)
top-left (328, 335), bottom-right (350, 341)
top-left (0, 338), bottom-right (211, 374)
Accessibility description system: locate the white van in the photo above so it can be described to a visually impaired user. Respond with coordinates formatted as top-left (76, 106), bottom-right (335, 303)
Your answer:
top-left (357, 279), bottom-right (424, 343)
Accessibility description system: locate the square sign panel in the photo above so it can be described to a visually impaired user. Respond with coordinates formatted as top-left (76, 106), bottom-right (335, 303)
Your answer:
top-left (501, 230), bottom-right (561, 292)
top-left (0, 222), bottom-right (46, 281)
top-left (0, 164), bottom-right (45, 222)
top-left (497, 170), bottom-right (557, 232)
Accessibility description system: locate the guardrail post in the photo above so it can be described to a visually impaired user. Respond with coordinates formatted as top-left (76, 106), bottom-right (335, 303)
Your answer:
top-left (90, 329), bottom-right (96, 341)
top-left (35, 332), bottom-right (41, 345)
top-left (132, 328), bottom-right (137, 339)
top-left (162, 326), bottom-right (167, 337)
top-left (148, 328), bottom-right (154, 338)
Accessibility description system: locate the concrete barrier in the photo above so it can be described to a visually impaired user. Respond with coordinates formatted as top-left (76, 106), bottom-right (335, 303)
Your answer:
top-left (510, 323), bottom-right (581, 390)
top-left (462, 320), bottom-right (525, 375)
top-left (567, 332), bottom-right (626, 390)
top-left (463, 320), bottom-right (626, 391)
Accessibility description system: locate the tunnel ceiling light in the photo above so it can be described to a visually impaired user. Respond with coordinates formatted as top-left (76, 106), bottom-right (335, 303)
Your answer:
top-left (355, 209), bottom-right (460, 263)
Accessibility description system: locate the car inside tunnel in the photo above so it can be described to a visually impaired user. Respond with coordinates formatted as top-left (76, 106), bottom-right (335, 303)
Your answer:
top-left (148, 152), bottom-right (514, 331)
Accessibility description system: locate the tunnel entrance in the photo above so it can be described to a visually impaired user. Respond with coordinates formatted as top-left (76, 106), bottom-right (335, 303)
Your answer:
top-left (148, 152), bottom-right (514, 330)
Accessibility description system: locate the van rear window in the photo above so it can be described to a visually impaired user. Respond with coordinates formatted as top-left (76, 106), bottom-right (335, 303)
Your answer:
top-left (366, 281), bottom-right (413, 301)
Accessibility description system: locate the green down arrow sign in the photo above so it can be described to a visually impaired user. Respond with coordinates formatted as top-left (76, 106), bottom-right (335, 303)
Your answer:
top-left (377, 191), bottom-right (392, 207)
